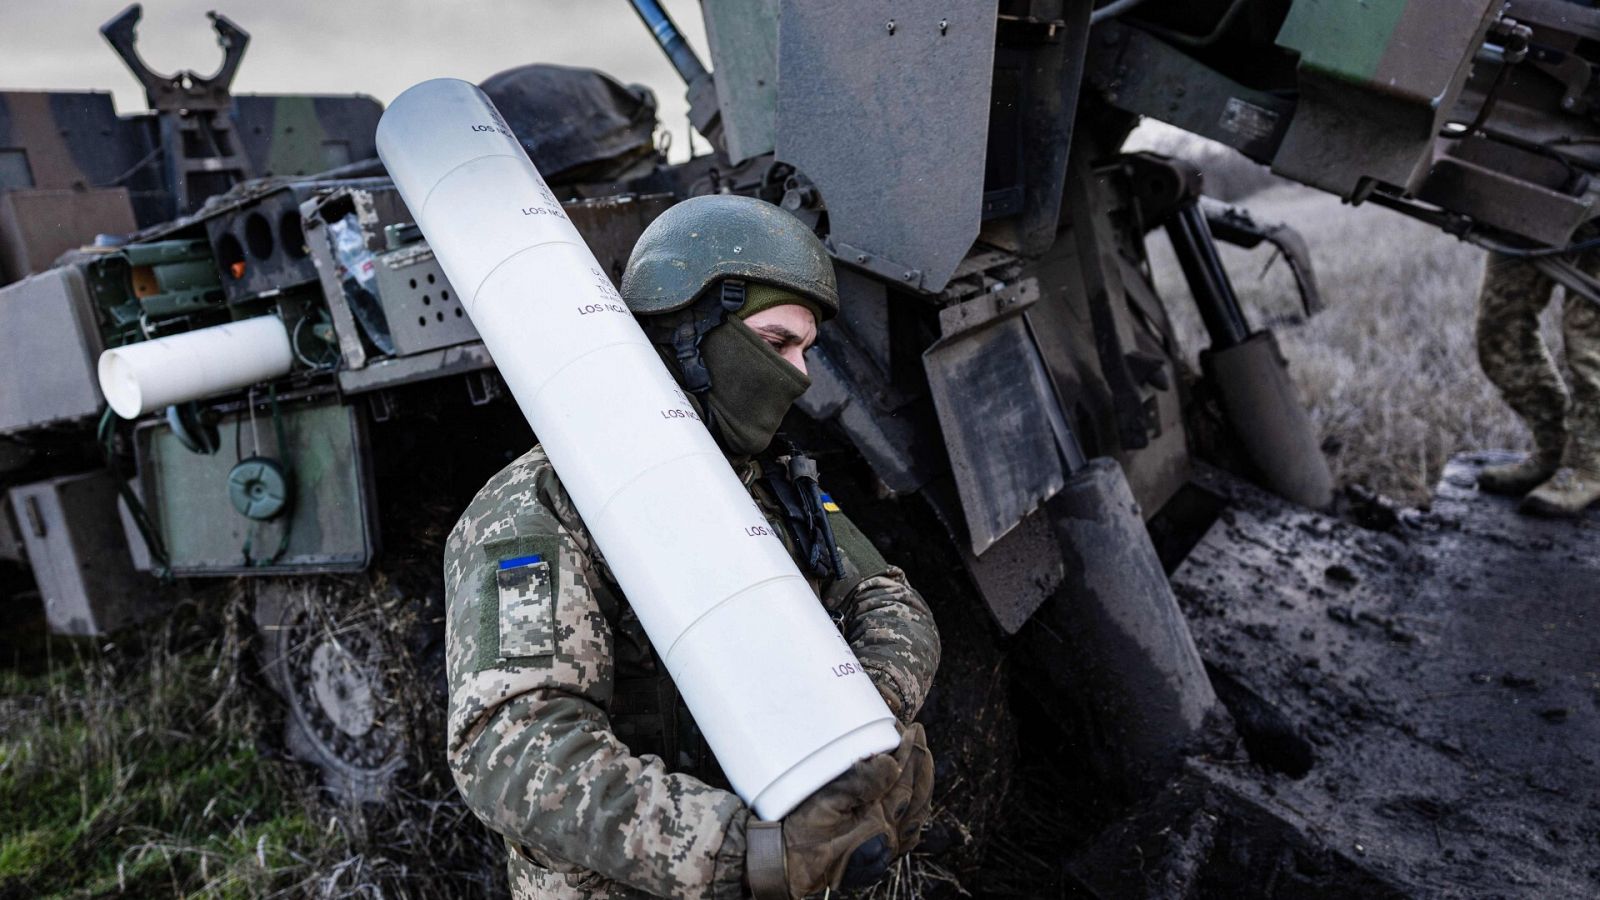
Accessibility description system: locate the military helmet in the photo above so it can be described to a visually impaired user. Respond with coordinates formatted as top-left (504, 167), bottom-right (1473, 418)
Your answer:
top-left (480, 64), bottom-right (658, 185)
top-left (621, 195), bottom-right (839, 320)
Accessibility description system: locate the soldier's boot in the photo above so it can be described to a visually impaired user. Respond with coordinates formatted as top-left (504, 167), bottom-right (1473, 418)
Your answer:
top-left (1477, 426), bottom-right (1567, 496)
top-left (1522, 424), bottom-right (1600, 516)
top-left (1524, 284), bottom-right (1600, 516)
top-left (1521, 464), bottom-right (1600, 517)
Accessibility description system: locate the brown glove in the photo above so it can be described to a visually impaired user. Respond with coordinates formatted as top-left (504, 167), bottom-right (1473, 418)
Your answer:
top-left (746, 754), bottom-right (900, 900)
top-left (880, 722), bottom-right (935, 854)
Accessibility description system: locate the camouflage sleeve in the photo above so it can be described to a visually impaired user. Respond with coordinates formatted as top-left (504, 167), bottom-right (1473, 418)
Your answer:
top-left (444, 451), bottom-right (750, 900)
top-left (821, 508), bottom-right (941, 723)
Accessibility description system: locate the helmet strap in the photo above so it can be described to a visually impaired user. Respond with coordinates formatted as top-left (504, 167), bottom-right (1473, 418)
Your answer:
top-left (644, 278), bottom-right (746, 396)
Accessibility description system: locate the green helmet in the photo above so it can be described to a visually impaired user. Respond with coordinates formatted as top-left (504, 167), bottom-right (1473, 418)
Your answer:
top-left (621, 194), bottom-right (839, 320)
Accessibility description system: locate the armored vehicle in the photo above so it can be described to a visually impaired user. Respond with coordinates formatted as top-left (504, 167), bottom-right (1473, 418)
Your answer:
top-left (2, 2), bottom-right (1597, 895)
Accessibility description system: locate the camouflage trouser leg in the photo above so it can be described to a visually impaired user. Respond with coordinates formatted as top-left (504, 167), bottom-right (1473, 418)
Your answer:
top-left (507, 847), bottom-right (655, 900)
top-left (1562, 287), bottom-right (1600, 470)
top-left (1477, 252), bottom-right (1569, 460)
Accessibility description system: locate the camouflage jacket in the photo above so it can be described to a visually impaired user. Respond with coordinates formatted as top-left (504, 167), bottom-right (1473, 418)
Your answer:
top-left (443, 445), bottom-right (941, 899)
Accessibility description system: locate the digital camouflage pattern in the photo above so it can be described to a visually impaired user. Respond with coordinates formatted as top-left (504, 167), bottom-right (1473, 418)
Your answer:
top-left (443, 445), bottom-right (940, 899)
top-left (496, 559), bottom-right (556, 658)
top-left (1477, 251), bottom-right (1600, 476)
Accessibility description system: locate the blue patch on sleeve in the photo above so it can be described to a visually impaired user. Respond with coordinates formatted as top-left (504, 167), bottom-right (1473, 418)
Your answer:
top-left (498, 554), bottom-right (544, 570)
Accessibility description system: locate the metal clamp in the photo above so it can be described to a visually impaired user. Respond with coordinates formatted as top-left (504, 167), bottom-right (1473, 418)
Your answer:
top-left (101, 4), bottom-right (250, 112)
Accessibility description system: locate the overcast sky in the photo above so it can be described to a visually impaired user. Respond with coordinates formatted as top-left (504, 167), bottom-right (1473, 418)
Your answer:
top-left (0, 1), bottom-right (712, 160)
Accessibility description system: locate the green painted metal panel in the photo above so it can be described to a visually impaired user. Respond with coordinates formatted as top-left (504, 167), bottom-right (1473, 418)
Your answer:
top-left (264, 97), bottom-right (330, 177)
top-left (139, 398), bottom-right (373, 573)
top-left (1276, 0), bottom-right (1410, 83)
top-left (703, 0), bottom-right (780, 164)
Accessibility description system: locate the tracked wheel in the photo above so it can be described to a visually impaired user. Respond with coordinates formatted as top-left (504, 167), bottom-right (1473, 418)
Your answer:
top-left (254, 576), bottom-right (439, 802)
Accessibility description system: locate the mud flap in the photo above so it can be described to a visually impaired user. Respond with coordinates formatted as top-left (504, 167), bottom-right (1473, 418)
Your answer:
top-left (1019, 459), bottom-right (1218, 797)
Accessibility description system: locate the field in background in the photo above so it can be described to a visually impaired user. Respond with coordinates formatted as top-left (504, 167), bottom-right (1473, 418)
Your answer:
top-left (1135, 126), bottom-right (1560, 505)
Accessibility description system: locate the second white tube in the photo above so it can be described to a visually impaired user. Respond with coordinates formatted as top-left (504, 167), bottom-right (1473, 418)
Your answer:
top-left (98, 315), bottom-right (293, 419)
top-left (377, 79), bottom-right (898, 820)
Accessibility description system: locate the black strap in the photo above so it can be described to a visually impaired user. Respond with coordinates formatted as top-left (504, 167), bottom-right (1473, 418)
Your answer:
top-left (788, 452), bottom-right (845, 579)
top-left (644, 279), bottom-right (746, 396)
top-left (242, 384), bottom-right (295, 566)
top-left (97, 408), bottom-right (173, 581)
top-left (759, 442), bottom-right (843, 581)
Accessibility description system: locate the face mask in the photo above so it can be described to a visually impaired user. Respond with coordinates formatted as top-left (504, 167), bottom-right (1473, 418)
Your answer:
top-left (696, 316), bottom-right (811, 457)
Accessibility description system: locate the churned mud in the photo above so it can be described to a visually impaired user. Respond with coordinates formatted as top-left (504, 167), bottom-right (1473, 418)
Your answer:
top-left (1066, 453), bottom-right (1599, 897)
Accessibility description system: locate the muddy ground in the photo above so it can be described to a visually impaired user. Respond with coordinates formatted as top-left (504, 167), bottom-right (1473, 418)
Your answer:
top-left (1064, 454), bottom-right (1598, 898)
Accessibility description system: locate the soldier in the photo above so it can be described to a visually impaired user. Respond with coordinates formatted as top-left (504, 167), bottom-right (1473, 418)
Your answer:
top-left (442, 195), bottom-right (941, 899)
top-left (1475, 250), bottom-right (1600, 516)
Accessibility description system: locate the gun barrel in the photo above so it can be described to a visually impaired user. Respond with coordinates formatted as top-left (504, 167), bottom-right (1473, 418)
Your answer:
top-left (628, 0), bottom-right (708, 85)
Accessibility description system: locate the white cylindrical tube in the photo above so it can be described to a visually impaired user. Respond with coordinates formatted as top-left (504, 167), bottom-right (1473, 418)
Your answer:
top-left (98, 315), bottom-right (293, 419)
top-left (377, 79), bottom-right (898, 819)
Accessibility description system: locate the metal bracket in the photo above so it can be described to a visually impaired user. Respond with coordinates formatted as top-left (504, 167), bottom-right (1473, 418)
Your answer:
top-left (368, 391), bottom-right (396, 423)
top-left (1530, 47), bottom-right (1591, 115)
top-left (465, 370), bottom-right (505, 407)
top-left (1202, 198), bottom-right (1324, 318)
top-left (1531, 256), bottom-right (1600, 311)
top-left (100, 4), bottom-right (249, 112)
top-left (828, 239), bottom-right (923, 289)
top-left (1067, 152), bottom-right (1152, 450)
top-left (101, 4), bottom-right (254, 213)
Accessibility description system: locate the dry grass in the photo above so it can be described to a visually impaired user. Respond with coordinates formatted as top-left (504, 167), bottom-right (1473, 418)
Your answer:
top-left (1145, 183), bottom-right (1561, 505)
top-left (0, 581), bottom-right (501, 899)
top-left (1129, 120), bottom-right (1574, 505)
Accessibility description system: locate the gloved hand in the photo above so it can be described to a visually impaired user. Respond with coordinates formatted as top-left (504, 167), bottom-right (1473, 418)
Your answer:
top-left (745, 753), bottom-right (900, 900)
top-left (880, 722), bottom-right (935, 854)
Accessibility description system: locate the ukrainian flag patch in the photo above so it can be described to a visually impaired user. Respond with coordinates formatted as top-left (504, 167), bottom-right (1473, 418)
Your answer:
top-left (495, 553), bottom-right (554, 659)
top-left (821, 492), bottom-right (841, 513)
top-left (499, 554), bottom-right (544, 570)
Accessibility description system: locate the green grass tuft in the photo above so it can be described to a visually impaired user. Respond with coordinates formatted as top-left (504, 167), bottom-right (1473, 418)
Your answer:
top-left (0, 595), bottom-right (326, 899)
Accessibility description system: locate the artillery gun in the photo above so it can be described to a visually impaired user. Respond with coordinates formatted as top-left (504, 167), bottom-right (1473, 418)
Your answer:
top-left (1, 2), bottom-right (1596, 895)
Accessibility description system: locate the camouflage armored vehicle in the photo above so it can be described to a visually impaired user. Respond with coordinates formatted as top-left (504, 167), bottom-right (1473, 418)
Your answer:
top-left (2, 1), bottom-right (1597, 896)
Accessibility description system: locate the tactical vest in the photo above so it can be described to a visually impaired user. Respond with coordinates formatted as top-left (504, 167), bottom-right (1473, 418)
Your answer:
top-left (606, 604), bottom-right (726, 787)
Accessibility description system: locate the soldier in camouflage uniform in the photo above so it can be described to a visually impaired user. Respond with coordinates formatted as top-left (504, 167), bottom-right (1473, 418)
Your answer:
top-left (443, 195), bottom-right (941, 899)
top-left (1476, 250), bottom-right (1600, 516)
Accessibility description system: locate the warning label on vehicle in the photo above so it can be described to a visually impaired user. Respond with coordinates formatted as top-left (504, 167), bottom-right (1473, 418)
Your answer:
top-left (1219, 97), bottom-right (1279, 143)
